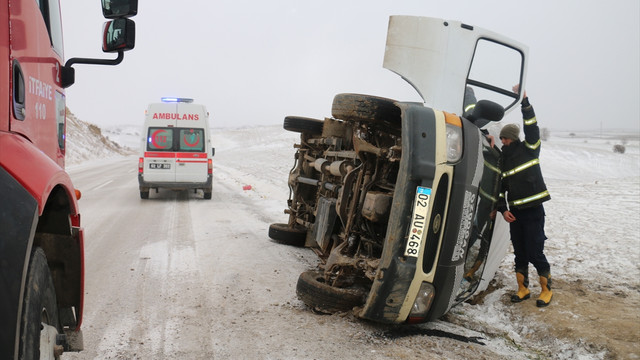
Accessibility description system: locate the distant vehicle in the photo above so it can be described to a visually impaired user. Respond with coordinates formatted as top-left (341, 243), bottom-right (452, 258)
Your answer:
top-left (0, 0), bottom-right (136, 358)
top-left (138, 98), bottom-right (214, 199)
top-left (269, 16), bottom-right (528, 324)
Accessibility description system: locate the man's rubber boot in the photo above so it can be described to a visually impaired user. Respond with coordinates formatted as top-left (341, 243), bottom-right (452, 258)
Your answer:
top-left (537, 274), bottom-right (553, 307)
top-left (510, 272), bottom-right (530, 303)
top-left (464, 259), bottom-right (483, 282)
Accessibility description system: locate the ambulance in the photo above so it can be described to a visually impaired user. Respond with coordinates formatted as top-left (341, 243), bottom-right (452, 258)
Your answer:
top-left (138, 98), bottom-right (214, 199)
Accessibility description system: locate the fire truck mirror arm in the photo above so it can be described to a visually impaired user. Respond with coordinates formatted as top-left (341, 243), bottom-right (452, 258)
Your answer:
top-left (61, 51), bottom-right (123, 88)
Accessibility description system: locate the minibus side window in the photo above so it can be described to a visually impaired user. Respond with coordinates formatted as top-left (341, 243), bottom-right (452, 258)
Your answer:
top-left (178, 128), bottom-right (205, 152)
top-left (147, 127), bottom-right (173, 151)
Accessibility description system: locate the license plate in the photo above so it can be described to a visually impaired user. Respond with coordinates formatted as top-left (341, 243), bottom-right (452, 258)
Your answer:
top-left (404, 186), bottom-right (432, 257)
top-left (149, 163), bottom-right (171, 169)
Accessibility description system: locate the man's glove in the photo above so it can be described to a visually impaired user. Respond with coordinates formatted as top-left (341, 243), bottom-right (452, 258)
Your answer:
top-left (521, 96), bottom-right (530, 107)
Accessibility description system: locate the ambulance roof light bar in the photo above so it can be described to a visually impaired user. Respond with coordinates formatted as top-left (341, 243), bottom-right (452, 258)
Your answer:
top-left (161, 97), bottom-right (194, 103)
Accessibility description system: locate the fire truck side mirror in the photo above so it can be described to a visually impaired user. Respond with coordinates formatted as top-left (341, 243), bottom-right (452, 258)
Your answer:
top-left (102, 0), bottom-right (138, 19)
top-left (62, 0), bottom-right (139, 88)
top-left (102, 19), bottom-right (136, 53)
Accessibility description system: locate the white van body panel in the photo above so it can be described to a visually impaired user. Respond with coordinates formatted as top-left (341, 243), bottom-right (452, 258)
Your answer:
top-left (383, 16), bottom-right (529, 117)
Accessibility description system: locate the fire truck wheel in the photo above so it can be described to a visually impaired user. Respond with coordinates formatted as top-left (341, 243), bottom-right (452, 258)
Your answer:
top-left (296, 270), bottom-right (367, 314)
top-left (283, 116), bottom-right (324, 135)
top-left (19, 247), bottom-right (60, 359)
top-left (268, 223), bottom-right (306, 247)
top-left (331, 93), bottom-right (401, 133)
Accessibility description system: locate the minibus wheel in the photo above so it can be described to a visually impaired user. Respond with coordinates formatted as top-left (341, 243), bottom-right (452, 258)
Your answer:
top-left (296, 270), bottom-right (366, 313)
top-left (268, 223), bottom-right (306, 246)
top-left (283, 116), bottom-right (324, 135)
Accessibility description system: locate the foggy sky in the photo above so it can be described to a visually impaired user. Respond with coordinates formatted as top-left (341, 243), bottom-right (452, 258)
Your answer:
top-left (60, 0), bottom-right (640, 132)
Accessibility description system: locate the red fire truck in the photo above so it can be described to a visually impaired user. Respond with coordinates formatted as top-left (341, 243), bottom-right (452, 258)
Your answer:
top-left (1, 0), bottom-right (136, 358)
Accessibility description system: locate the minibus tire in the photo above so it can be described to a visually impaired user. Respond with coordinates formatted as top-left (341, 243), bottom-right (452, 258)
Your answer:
top-left (296, 270), bottom-right (366, 314)
top-left (331, 93), bottom-right (401, 125)
top-left (268, 223), bottom-right (306, 246)
top-left (140, 190), bottom-right (149, 199)
top-left (283, 116), bottom-right (324, 135)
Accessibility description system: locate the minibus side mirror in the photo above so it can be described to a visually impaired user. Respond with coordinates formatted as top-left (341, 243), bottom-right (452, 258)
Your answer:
top-left (212, 148), bottom-right (216, 157)
top-left (465, 100), bottom-right (505, 127)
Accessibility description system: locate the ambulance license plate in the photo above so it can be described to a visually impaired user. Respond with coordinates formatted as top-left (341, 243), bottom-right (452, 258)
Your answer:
top-left (404, 186), bottom-right (432, 257)
top-left (149, 163), bottom-right (171, 169)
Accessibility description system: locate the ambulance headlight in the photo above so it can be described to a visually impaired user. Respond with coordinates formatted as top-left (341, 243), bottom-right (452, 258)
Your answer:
top-left (407, 282), bottom-right (435, 324)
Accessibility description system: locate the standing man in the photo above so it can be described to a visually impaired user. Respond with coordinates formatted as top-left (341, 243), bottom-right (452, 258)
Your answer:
top-left (497, 88), bottom-right (553, 307)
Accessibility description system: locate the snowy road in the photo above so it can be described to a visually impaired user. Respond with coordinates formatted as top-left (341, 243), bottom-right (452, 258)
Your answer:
top-left (67, 153), bottom-right (318, 359)
top-left (64, 126), bottom-right (639, 359)
top-left (69, 158), bottom-right (221, 357)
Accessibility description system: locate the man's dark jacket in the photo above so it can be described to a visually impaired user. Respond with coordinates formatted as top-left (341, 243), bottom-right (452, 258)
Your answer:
top-left (497, 98), bottom-right (551, 212)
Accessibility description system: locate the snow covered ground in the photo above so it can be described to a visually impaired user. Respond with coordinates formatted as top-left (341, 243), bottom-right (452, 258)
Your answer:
top-left (210, 126), bottom-right (640, 359)
top-left (65, 118), bottom-right (639, 359)
top-left (454, 130), bottom-right (640, 359)
top-left (65, 109), bottom-right (135, 165)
